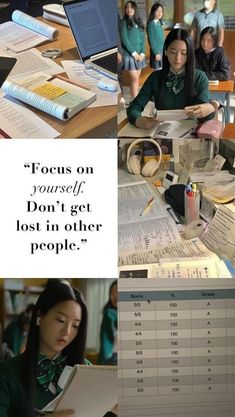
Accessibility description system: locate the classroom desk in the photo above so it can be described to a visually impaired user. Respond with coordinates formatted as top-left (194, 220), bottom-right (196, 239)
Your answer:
top-left (30, 18), bottom-right (117, 138)
top-left (222, 123), bottom-right (235, 139)
top-left (209, 80), bottom-right (234, 125)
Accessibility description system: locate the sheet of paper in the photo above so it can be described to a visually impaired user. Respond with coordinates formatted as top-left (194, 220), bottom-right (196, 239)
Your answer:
top-left (61, 60), bottom-right (117, 107)
top-left (156, 109), bottom-right (189, 121)
top-left (203, 180), bottom-right (235, 203)
top-left (118, 237), bottom-right (217, 266)
top-left (0, 48), bottom-right (62, 80)
top-left (0, 21), bottom-right (50, 52)
top-left (190, 170), bottom-right (235, 183)
top-left (119, 217), bottom-right (181, 254)
top-left (0, 95), bottom-right (59, 139)
top-left (203, 204), bottom-right (235, 267)
top-left (119, 186), bottom-right (167, 225)
top-left (118, 169), bottom-right (146, 188)
top-left (56, 366), bottom-right (117, 417)
top-left (118, 121), bottom-right (157, 138)
top-left (118, 278), bottom-right (235, 417)
top-left (119, 257), bottom-right (231, 278)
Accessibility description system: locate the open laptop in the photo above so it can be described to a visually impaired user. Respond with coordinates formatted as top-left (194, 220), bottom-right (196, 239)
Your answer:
top-left (0, 57), bottom-right (17, 88)
top-left (63, 0), bottom-right (117, 80)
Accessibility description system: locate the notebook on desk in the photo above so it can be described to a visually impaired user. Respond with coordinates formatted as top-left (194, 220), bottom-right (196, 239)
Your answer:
top-left (63, 0), bottom-right (117, 80)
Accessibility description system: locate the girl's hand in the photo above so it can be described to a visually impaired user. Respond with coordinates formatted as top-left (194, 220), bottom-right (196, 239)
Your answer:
top-left (139, 54), bottom-right (145, 62)
top-left (42, 410), bottom-right (75, 417)
top-left (135, 116), bottom-right (159, 129)
top-left (111, 404), bottom-right (118, 415)
top-left (134, 54), bottom-right (141, 61)
top-left (184, 103), bottom-right (215, 118)
top-left (155, 54), bottom-right (161, 61)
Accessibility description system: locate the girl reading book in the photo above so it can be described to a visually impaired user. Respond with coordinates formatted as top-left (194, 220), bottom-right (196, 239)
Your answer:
top-left (147, 3), bottom-right (164, 70)
top-left (120, 1), bottom-right (147, 99)
top-left (127, 29), bottom-right (216, 129)
top-left (0, 282), bottom-right (117, 417)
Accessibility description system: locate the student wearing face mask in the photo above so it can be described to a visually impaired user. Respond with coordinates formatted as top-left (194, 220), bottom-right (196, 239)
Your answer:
top-left (195, 26), bottom-right (231, 80)
top-left (127, 29), bottom-right (216, 129)
top-left (191, 0), bottom-right (225, 49)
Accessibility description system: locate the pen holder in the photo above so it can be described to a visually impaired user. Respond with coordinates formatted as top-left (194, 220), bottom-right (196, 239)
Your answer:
top-left (184, 190), bottom-right (200, 225)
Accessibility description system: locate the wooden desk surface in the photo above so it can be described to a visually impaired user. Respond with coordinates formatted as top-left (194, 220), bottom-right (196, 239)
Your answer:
top-left (29, 19), bottom-right (117, 138)
top-left (222, 123), bottom-right (235, 139)
top-left (209, 80), bottom-right (234, 93)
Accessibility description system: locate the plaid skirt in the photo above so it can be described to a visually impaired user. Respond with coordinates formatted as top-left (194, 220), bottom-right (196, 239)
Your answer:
top-left (123, 55), bottom-right (147, 70)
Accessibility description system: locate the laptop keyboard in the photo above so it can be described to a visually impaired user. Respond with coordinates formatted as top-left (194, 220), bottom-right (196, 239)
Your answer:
top-left (93, 53), bottom-right (117, 74)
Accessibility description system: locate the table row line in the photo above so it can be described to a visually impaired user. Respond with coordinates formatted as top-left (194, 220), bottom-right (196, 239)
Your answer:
top-left (119, 337), bottom-right (235, 349)
top-left (118, 383), bottom-right (235, 396)
top-left (119, 318), bottom-right (235, 330)
top-left (119, 328), bottom-right (235, 339)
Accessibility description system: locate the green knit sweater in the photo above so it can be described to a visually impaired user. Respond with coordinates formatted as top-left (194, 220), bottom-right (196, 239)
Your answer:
top-left (147, 20), bottom-right (164, 55)
top-left (0, 355), bottom-right (92, 417)
top-left (120, 19), bottom-right (145, 56)
top-left (127, 69), bottom-right (215, 125)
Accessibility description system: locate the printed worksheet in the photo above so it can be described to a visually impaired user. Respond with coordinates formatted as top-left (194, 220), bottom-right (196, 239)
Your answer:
top-left (118, 182), bottom-right (167, 225)
top-left (118, 278), bottom-right (235, 416)
top-left (118, 217), bottom-right (181, 254)
top-left (118, 238), bottom-right (218, 266)
top-left (203, 204), bottom-right (235, 267)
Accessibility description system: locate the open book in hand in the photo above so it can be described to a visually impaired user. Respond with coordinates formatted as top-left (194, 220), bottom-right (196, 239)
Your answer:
top-left (0, 10), bottom-right (58, 53)
top-left (2, 76), bottom-right (96, 121)
top-left (40, 365), bottom-right (117, 417)
top-left (118, 118), bottom-right (197, 139)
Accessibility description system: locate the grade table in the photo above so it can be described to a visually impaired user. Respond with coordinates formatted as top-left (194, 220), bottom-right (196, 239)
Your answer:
top-left (118, 279), bottom-right (235, 417)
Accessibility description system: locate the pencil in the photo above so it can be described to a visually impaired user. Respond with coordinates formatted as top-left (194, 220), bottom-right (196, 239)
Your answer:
top-left (56, 75), bottom-right (91, 90)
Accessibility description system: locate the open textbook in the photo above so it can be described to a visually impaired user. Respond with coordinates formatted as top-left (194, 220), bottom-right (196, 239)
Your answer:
top-left (0, 95), bottom-right (59, 138)
top-left (2, 74), bottom-right (96, 121)
top-left (40, 365), bottom-right (117, 417)
top-left (0, 10), bottom-right (58, 52)
top-left (118, 114), bottom-right (197, 139)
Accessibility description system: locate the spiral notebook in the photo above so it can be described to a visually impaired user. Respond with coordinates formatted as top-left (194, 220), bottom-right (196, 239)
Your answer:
top-left (41, 365), bottom-right (117, 417)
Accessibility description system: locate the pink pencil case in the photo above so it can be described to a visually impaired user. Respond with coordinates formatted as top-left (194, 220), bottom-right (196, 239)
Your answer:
top-left (196, 120), bottom-right (223, 139)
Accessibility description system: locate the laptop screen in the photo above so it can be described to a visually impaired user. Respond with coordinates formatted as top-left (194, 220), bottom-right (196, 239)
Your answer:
top-left (63, 0), bottom-right (117, 61)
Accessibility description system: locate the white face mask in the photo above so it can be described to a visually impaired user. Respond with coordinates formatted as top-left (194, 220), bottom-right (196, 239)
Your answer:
top-left (204, 0), bottom-right (211, 9)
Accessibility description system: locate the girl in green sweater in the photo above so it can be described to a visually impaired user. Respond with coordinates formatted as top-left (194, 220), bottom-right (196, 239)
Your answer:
top-left (0, 282), bottom-right (116, 417)
top-left (147, 3), bottom-right (164, 70)
top-left (127, 28), bottom-right (216, 129)
top-left (121, 1), bottom-right (147, 98)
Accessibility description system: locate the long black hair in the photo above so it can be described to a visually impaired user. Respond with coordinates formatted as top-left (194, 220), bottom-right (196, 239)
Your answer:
top-left (160, 29), bottom-right (196, 104)
top-left (123, 1), bottom-right (144, 30)
top-left (103, 280), bottom-right (117, 312)
top-left (147, 2), bottom-right (164, 24)
top-left (199, 26), bottom-right (218, 48)
top-left (22, 282), bottom-right (88, 417)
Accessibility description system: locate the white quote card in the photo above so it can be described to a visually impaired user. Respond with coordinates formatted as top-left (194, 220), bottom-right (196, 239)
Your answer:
top-left (0, 139), bottom-right (117, 278)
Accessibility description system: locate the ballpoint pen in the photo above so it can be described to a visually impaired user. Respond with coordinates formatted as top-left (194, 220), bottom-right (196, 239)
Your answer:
top-left (140, 197), bottom-right (155, 216)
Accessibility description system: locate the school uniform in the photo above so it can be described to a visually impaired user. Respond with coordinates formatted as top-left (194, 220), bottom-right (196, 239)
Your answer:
top-left (3, 321), bottom-right (25, 355)
top-left (192, 8), bottom-right (225, 48)
top-left (98, 308), bottom-right (117, 365)
top-left (121, 19), bottom-right (147, 70)
top-left (0, 344), bottom-right (14, 361)
top-left (127, 69), bottom-right (215, 126)
top-left (0, 355), bottom-right (115, 417)
top-left (147, 19), bottom-right (164, 70)
top-left (195, 47), bottom-right (231, 80)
